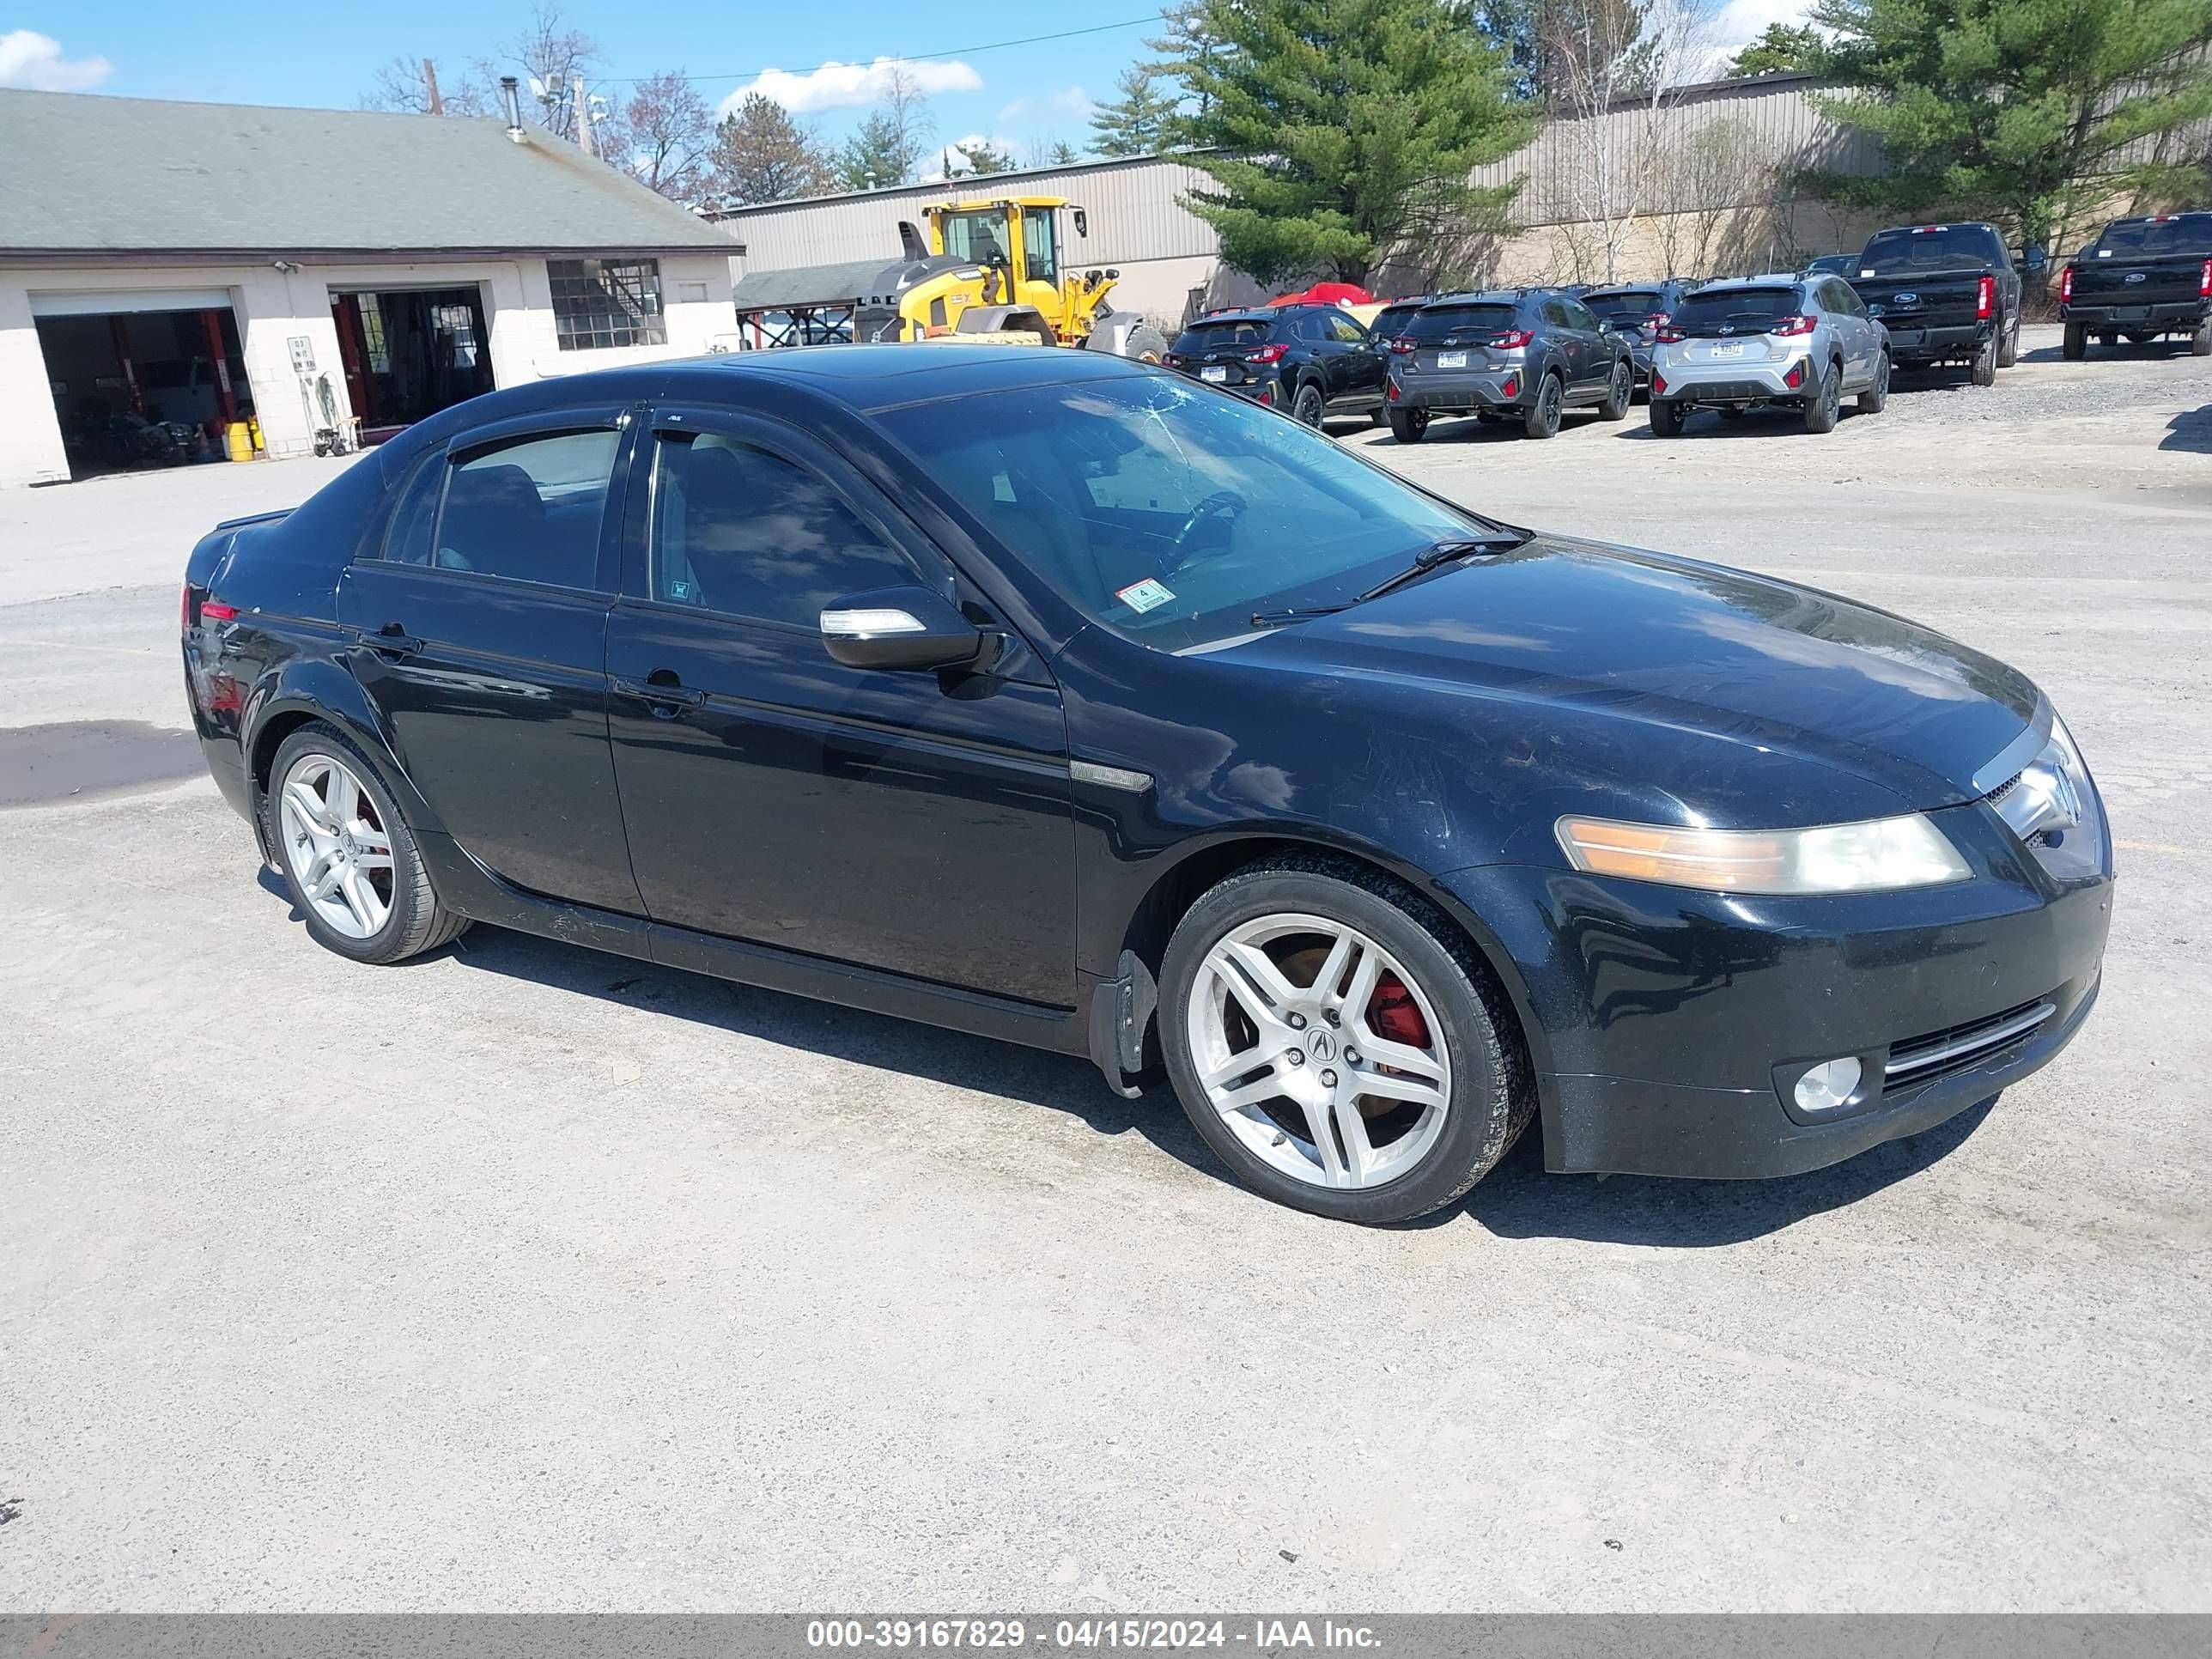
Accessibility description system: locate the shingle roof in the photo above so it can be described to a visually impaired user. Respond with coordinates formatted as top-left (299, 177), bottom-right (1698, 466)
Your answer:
top-left (0, 88), bottom-right (737, 259)
top-left (731, 259), bottom-right (895, 311)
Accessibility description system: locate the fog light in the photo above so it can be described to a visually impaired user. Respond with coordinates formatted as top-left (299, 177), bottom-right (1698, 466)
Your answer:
top-left (1501, 374), bottom-right (1521, 398)
top-left (1784, 359), bottom-right (1806, 389)
top-left (1793, 1056), bottom-right (1862, 1113)
top-left (1650, 370), bottom-right (1667, 395)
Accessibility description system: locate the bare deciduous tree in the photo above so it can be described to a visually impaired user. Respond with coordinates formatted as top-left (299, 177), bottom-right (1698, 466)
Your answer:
top-left (621, 70), bottom-right (715, 200)
top-left (1543, 0), bottom-right (1723, 282)
top-left (359, 53), bottom-right (493, 117)
top-left (1652, 115), bottom-right (1778, 276)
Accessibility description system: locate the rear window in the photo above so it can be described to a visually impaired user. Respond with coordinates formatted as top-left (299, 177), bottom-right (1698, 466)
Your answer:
top-left (1372, 305), bottom-right (1425, 338)
top-left (1673, 287), bottom-right (1801, 328)
top-left (1173, 318), bottom-right (1273, 353)
top-left (1407, 303), bottom-right (1517, 341)
top-left (1859, 225), bottom-right (2004, 275)
top-left (2091, 216), bottom-right (2212, 258)
top-left (1585, 290), bottom-right (1663, 318)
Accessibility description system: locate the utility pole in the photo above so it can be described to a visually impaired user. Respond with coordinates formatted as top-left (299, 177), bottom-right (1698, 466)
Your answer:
top-left (574, 73), bottom-right (594, 155)
top-left (422, 57), bottom-right (443, 116)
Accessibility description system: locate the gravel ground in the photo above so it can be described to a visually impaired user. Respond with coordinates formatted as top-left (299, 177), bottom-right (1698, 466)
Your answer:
top-left (1, 329), bottom-right (2208, 1613)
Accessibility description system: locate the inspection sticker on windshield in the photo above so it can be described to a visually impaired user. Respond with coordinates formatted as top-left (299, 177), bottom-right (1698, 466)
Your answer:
top-left (1116, 578), bottom-right (1176, 614)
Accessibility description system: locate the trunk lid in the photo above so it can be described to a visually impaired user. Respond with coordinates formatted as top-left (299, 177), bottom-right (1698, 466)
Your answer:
top-left (1850, 271), bottom-right (1984, 328)
top-left (2070, 252), bottom-right (2206, 307)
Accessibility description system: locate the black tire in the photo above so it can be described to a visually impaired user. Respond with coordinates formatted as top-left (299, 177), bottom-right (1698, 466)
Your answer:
top-left (1291, 381), bottom-right (1326, 428)
top-left (1970, 334), bottom-right (1997, 386)
top-left (1158, 856), bottom-right (1534, 1224)
top-left (2193, 322), bottom-right (2210, 358)
top-left (1802, 361), bottom-right (1841, 434)
top-left (264, 720), bottom-right (469, 965)
top-left (1856, 350), bottom-right (1890, 414)
top-left (1997, 314), bottom-right (2020, 368)
top-left (1369, 408), bottom-right (1389, 428)
top-left (1522, 372), bottom-right (1565, 439)
top-left (2063, 321), bottom-right (2087, 361)
top-left (1598, 356), bottom-right (1632, 421)
top-left (1387, 407), bottom-right (1430, 443)
top-left (1123, 323), bottom-right (1169, 363)
top-left (1649, 398), bottom-right (1686, 438)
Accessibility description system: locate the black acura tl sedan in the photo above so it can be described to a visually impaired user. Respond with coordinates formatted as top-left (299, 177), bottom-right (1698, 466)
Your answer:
top-left (181, 345), bottom-right (2112, 1224)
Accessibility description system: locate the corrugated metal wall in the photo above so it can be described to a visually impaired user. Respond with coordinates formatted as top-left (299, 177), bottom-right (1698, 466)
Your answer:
top-left (720, 155), bottom-right (1222, 274)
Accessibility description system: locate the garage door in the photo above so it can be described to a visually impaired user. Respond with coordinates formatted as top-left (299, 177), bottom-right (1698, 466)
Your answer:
top-left (29, 289), bottom-right (236, 319)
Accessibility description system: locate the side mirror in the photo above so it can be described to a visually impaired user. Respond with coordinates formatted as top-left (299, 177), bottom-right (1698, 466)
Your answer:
top-left (1596, 318), bottom-right (1612, 332)
top-left (820, 586), bottom-right (986, 672)
top-left (2024, 246), bottom-right (2050, 271)
top-left (1072, 206), bottom-right (1089, 238)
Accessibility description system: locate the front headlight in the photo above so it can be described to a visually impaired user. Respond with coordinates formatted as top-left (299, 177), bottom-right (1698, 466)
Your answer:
top-left (1554, 812), bottom-right (1971, 895)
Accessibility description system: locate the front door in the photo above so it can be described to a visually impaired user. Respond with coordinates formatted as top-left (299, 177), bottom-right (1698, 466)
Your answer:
top-left (604, 409), bottom-right (1077, 1007)
top-left (336, 411), bottom-right (643, 915)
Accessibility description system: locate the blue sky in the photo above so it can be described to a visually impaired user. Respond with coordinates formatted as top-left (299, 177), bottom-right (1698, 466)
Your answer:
top-left (0, 3), bottom-right (1163, 161)
top-left (3, 0), bottom-right (1805, 164)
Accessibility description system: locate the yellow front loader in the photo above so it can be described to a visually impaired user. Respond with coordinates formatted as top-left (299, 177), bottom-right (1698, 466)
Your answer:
top-left (852, 195), bottom-right (1168, 360)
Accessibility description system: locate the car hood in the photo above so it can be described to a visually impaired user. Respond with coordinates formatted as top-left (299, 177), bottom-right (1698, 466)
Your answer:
top-left (1231, 534), bottom-right (2039, 812)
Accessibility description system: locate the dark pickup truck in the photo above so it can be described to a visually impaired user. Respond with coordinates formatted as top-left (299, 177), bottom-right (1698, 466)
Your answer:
top-left (1847, 222), bottom-right (2021, 385)
top-left (2059, 213), bottom-right (2212, 360)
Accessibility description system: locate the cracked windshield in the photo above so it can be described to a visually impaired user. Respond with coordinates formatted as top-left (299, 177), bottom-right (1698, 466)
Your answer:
top-left (881, 376), bottom-right (1482, 650)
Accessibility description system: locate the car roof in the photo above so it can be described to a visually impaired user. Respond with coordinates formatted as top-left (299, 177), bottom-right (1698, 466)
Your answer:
top-left (1687, 276), bottom-right (1802, 294)
top-left (1183, 309), bottom-right (1278, 325)
top-left (1583, 282), bottom-right (1674, 295)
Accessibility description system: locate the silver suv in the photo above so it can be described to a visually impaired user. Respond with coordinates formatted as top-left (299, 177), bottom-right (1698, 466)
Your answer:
top-left (1649, 275), bottom-right (1890, 436)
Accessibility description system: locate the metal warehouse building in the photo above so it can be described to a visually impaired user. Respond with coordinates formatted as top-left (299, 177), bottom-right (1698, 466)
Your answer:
top-left (0, 88), bottom-right (740, 489)
top-left (714, 73), bottom-right (1893, 327)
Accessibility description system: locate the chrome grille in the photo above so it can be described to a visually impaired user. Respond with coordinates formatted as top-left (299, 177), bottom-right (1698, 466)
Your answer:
top-left (1887, 997), bottom-right (2056, 1087)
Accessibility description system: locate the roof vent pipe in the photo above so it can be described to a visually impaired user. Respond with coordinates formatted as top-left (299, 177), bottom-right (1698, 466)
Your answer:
top-left (501, 76), bottom-right (526, 141)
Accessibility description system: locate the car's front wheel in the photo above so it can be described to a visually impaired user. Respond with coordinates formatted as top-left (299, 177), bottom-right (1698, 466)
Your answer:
top-left (1159, 860), bottom-right (1532, 1224)
top-left (266, 721), bottom-right (468, 964)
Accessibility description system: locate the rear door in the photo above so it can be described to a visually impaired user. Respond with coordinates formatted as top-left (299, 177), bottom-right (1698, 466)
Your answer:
top-left (603, 407), bottom-right (1077, 1006)
top-left (336, 409), bottom-right (643, 915)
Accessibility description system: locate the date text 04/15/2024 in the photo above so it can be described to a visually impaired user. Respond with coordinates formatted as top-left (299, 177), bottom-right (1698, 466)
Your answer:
top-left (805, 1620), bottom-right (1383, 1650)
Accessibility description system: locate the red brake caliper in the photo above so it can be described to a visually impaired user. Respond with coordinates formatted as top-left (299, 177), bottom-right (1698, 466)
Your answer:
top-left (1369, 973), bottom-right (1430, 1050)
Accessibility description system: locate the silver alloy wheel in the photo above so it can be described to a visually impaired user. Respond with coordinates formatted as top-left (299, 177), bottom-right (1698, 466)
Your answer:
top-left (1187, 912), bottom-right (1452, 1189)
top-left (278, 751), bottom-right (394, 940)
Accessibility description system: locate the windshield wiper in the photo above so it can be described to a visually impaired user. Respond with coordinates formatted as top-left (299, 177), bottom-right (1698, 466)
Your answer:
top-left (1249, 532), bottom-right (1532, 628)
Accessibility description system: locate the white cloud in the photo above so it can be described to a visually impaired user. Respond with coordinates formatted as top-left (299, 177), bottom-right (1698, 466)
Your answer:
top-left (920, 132), bottom-right (1026, 182)
top-left (1711, 0), bottom-right (1817, 56)
top-left (720, 55), bottom-right (981, 118)
top-left (0, 29), bottom-right (112, 91)
top-left (996, 85), bottom-right (1092, 126)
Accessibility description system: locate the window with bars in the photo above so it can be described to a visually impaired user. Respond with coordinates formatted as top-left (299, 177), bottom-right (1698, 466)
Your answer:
top-left (548, 258), bottom-right (667, 351)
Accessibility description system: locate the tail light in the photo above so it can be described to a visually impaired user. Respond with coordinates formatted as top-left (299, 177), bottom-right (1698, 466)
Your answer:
top-left (1387, 378), bottom-right (1401, 402)
top-left (1161, 352), bottom-right (1183, 368)
top-left (2060, 264), bottom-right (2075, 303)
top-left (180, 582), bottom-right (195, 629)
top-left (1784, 360), bottom-right (1806, 389)
top-left (1488, 329), bottom-right (1533, 349)
top-left (2201, 258), bottom-right (2210, 297)
top-left (1650, 312), bottom-right (1669, 328)
top-left (1245, 342), bottom-right (1290, 364)
top-left (1769, 314), bottom-right (1818, 337)
top-left (1389, 336), bottom-right (1418, 355)
top-left (1499, 374), bottom-right (1521, 399)
top-left (1654, 324), bottom-right (1686, 343)
top-left (1977, 275), bottom-right (1994, 319)
top-left (181, 584), bottom-right (238, 628)
top-left (1651, 370), bottom-right (1668, 395)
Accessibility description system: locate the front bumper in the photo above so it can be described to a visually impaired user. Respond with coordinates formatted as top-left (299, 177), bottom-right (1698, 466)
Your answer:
top-left (1435, 801), bottom-right (2113, 1180)
top-left (1878, 319), bottom-right (1990, 361)
top-left (2060, 299), bottom-right (2208, 329)
top-left (1652, 355), bottom-right (1813, 404)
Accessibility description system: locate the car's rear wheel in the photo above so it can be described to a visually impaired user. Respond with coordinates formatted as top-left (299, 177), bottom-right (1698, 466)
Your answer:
top-left (1159, 860), bottom-right (1531, 1224)
top-left (1802, 362), bottom-right (1841, 434)
top-left (1996, 314), bottom-right (2020, 368)
top-left (2062, 321), bottom-right (2087, 361)
top-left (1523, 372), bottom-right (1565, 439)
top-left (1292, 382), bottom-right (1327, 428)
top-left (1599, 358), bottom-right (1632, 421)
top-left (1970, 334), bottom-right (1998, 386)
top-left (267, 721), bottom-right (467, 965)
top-left (1856, 351), bottom-right (1890, 414)
top-left (2193, 322), bottom-right (2211, 358)
top-left (1387, 407), bottom-right (1429, 443)
top-left (1649, 398), bottom-right (1686, 437)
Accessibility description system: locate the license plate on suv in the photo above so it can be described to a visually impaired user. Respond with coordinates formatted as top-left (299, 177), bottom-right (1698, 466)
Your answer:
top-left (1200, 366), bottom-right (1229, 383)
top-left (1708, 343), bottom-right (1744, 358)
top-left (1437, 350), bottom-right (1467, 368)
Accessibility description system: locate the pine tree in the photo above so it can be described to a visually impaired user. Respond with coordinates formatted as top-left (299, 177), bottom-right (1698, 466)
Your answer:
top-left (1175, 0), bottom-right (1536, 288)
top-left (1803, 0), bottom-right (2212, 252)
top-left (1090, 66), bottom-right (1179, 157)
top-left (947, 138), bottom-right (1016, 176)
top-left (710, 93), bottom-right (831, 205)
top-left (1725, 21), bottom-right (1822, 77)
top-left (834, 65), bottom-right (936, 191)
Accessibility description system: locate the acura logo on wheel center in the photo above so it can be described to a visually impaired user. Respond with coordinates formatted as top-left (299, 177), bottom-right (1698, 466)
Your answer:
top-left (1307, 1030), bottom-right (1338, 1063)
